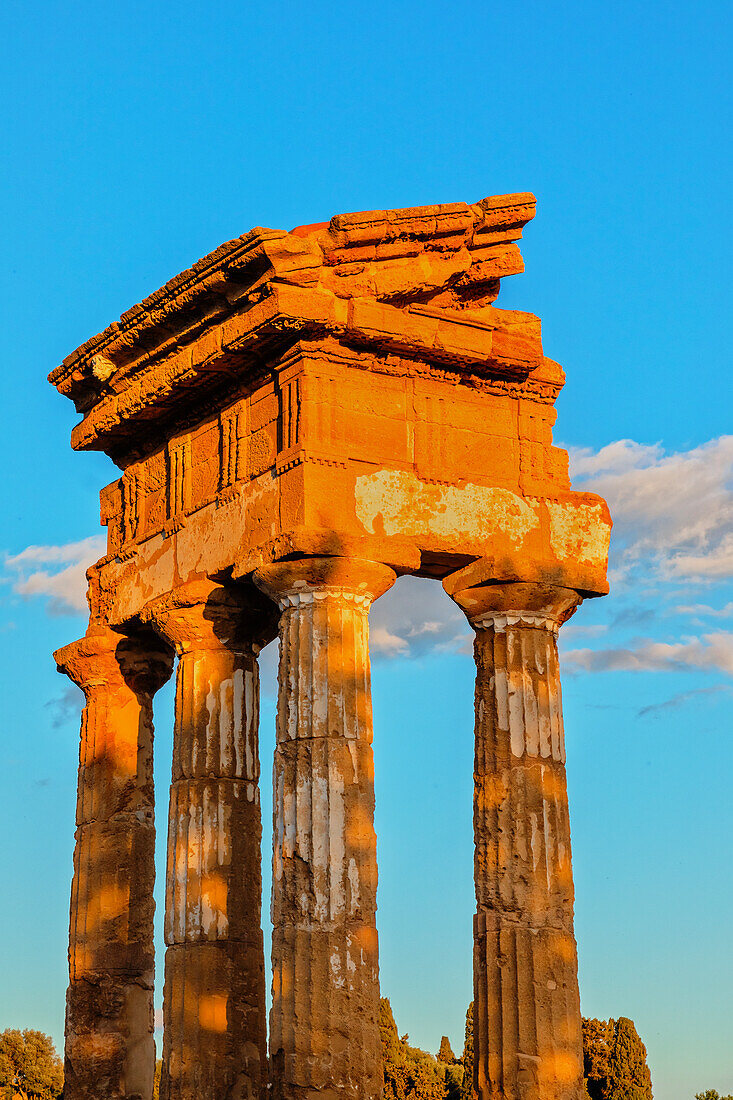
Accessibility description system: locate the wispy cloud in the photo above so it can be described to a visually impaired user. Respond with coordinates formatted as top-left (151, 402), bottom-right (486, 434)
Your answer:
top-left (564, 631), bottom-right (733, 675)
top-left (46, 684), bottom-right (85, 728)
top-left (4, 536), bottom-right (106, 615)
top-left (561, 622), bottom-right (608, 641)
top-left (569, 435), bottom-right (733, 584)
top-left (674, 601), bottom-right (733, 619)
top-left (637, 684), bottom-right (732, 718)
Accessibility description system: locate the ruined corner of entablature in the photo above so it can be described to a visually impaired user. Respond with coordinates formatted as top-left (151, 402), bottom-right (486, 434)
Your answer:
top-left (53, 624), bottom-right (174, 698)
top-left (73, 554), bottom-right (114, 628)
top-left (56, 558), bottom-right (176, 694)
top-left (138, 576), bottom-right (278, 655)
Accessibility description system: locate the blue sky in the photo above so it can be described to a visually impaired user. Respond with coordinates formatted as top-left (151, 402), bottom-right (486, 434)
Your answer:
top-left (0, 2), bottom-right (731, 1097)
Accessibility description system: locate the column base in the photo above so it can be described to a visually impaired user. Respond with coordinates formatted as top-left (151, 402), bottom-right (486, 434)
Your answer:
top-left (474, 912), bottom-right (584, 1100)
top-left (161, 939), bottom-right (266, 1100)
top-left (64, 973), bottom-right (154, 1100)
top-left (270, 925), bottom-right (382, 1100)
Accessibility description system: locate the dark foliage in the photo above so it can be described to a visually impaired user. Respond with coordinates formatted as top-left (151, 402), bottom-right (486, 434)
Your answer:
top-left (582, 1016), bottom-right (653, 1100)
top-left (460, 1001), bottom-right (474, 1100)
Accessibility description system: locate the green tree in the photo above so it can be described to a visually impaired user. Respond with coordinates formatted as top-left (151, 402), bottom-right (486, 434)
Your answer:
top-left (438, 1037), bottom-right (455, 1064)
top-left (436, 1035), bottom-right (463, 1100)
top-left (380, 998), bottom-right (404, 1068)
top-left (583, 1017), bottom-right (613, 1099)
top-left (582, 1017), bottom-right (652, 1100)
top-left (380, 998), bottom-right (447, 1100)
top-left (0, 1029), bottom-right (63, 1100)
top-left (607, 1018), bottom-right (653, 1100)
top-left (442, 1061), bottom-right (464, 1100)
top-left (460, 1002), bottom-right (474, 1100)
top-left (695, 1092), bottom-right (733, 1100)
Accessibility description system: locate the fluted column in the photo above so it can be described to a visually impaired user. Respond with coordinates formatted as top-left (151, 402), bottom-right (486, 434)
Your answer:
top-left (143, 582), bottom-right (271, 1100)
top-left (444, 577), bottom-right (585, 1100)
top-left (254, 556), bottom-right (396, 1100)
top-left (55, 628), bottom-right (173, 1100)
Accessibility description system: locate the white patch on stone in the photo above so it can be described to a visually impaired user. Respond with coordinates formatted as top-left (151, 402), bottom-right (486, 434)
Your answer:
top-left (330, 950), bottom-right (345, 988)
top-left (507, 635), bottom-right (525, 758)
top-left (295, 775), bottom-right (312, 865)
top-left (541, 772), bottom-right (552, 894)
top-left (245, 668), bottom-right (256, 776)
top-left (530, 812), bottom-right (541, 872)
top-left (282, 789), bottom-right (296, 860)
top-left (327, 762), bottom-right (346, 920)
top-left (348, 858), bottom-right (360, 916)
top-left (219, 675), bottom-right (234, 775)
top-left (354, 470), bottom-right (540, 545)
top-left (233, 668), bottom-right (245, 777)
top-left (546, 499), bottom-right (610, 566)
top-left (311, 774), bottom-right (330, 922)
top-left (205, 681), bottom-right (218, 753)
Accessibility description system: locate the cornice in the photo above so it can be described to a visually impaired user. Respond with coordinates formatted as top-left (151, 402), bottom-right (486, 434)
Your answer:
top-left (50, 193), bottom-right (536, 420)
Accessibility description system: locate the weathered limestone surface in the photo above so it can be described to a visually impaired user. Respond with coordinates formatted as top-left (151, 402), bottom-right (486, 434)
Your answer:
top-left (51, 194), bottom-right (612, 1099)
top-left (143, 583), bottom-right (270, 1100)
top-left (54, 629), bottom-right (173, 1100)
top-left (48, 194), bottom-right (610, 630)
top-left (254, 558), bottom-right (395, 1100)
top-left (445, 574), bottom-right (585, 1100)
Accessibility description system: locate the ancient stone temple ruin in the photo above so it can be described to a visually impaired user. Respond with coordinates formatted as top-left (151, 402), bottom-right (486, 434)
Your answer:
top-left (50, 193), bottom-right (610, 1100)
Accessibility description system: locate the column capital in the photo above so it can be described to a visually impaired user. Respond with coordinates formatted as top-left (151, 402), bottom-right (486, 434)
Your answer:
top-left (444, 568), bottom-right (581, 632)
top-left (253, 555), bottom-right (396, 610)
top-left (54, 627), bottom-right (173, 697)
top-left (141, 579), bottom-right (276, 655)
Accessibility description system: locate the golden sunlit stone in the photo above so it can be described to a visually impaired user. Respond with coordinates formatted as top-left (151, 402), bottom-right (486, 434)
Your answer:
top-left (52, 194), bottom-right (609, 1099)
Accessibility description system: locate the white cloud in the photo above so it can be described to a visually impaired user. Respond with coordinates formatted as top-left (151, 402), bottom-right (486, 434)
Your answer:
top-left (371, 626), bottom-right (410, 657)
top-left (570, 439), bottom-right (663, 478)
top-left (4, 536), bottom-right (106, 615)
top-left (674, 601), bottom-right (733, 619)
top-left (561, 622), bottom-right (608, 641)
top-left (563, 631), bottom-right (733, 676)
top-left (569, 435), bottom-right (733, 583)
top-left (5, 538), bottom-right (105, 568)
top-left (370, 576), bottom-right (470, 660)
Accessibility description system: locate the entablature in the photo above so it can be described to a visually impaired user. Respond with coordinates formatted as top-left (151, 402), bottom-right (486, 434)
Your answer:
top-left (51, 192), bottom-right (611, 634)
top-left (50, 194), bottom-right (540, 462)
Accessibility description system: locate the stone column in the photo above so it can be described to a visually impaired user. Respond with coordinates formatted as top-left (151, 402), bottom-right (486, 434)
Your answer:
top-left (444, 577), bottom-right (585, 1100)
top-left (143, 583), bottom-right (269, 1100)
top-left (55, 628), bottom-right (173, 1100)
top-left (254, 556), bottom-right (396, 1100)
